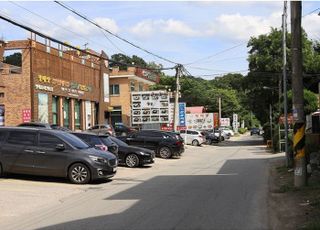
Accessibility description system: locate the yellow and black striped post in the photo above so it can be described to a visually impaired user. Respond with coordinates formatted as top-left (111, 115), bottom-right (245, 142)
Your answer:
top-left (293, 122), bottom-right (307, 187)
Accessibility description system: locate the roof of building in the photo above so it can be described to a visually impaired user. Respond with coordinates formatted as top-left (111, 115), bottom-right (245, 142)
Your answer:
top-left (186, 106), bottom-right (206, 114)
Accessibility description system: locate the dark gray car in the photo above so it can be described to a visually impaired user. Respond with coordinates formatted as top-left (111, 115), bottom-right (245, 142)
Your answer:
top-left (0, 127), bottom-right (117, 184)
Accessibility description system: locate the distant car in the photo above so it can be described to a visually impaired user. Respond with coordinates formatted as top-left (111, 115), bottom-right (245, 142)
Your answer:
top-left (51, 124), bottom-right (71, 132)
top-left (179, 130), bottom-right (205, 146)
top-left (219, 127), bottom-right (234, 137)
top-left (0, 127), bottom-right (117, 184)
top-left (118, 130), bottom-right (184, 159)
top-left (250, 128), bottom-right (261, 135)
top-left (109, 136), bottom-right (155, 168)
top-left (87, 124), bottom-right (115, 136)
top-left (71, 132), bottom-right (119, 157)
top-left (201, 130), bottom-right (220, 145)
top-left (114, 123), bottom-right (136, 136)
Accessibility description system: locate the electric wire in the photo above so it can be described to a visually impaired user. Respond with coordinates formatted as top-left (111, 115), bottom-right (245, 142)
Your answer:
top-left (54, 1), bottom-right (179, 65)
top-left (0, 13), bottom-right (176, 71)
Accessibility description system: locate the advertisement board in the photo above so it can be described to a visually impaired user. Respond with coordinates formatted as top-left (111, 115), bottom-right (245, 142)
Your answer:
top-left (186, 113), bottom-right (214, 130)
top-left (178, 103), bottom-right (186, 127)
top-left (131, 91), bottom-right (169, 124)
top-left (22, 109), bottom-right (31, 123)
top-left (220, 118), bottom-right (230, 127)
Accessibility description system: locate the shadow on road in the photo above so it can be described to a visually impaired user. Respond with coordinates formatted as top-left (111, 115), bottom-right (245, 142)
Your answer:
top-left (35, 156), bottom-right (284, 230)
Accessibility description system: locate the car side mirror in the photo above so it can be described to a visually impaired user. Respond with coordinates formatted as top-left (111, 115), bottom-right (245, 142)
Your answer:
top-left (56, 144), bottom-right (65, 151)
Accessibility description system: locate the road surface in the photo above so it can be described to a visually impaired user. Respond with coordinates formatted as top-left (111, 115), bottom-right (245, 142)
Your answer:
top-left (0, 134), bottom-right (281, 230)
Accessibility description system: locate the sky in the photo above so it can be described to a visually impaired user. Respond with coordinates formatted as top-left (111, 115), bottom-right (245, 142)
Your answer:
top-left (1, 1), bottom-right (320, 79)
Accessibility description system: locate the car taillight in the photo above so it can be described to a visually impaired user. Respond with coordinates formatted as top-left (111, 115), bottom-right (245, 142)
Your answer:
top-left (95, 145), bottom-right (108, 152)
top-left (176, 141), bottom-right (182, 146)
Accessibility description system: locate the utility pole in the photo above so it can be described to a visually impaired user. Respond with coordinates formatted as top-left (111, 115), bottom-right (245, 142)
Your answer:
top-left (291, 1), bottom-right (307, 187)
top-left (283, 1), bottom-right (291, 167)
top-left (173, 64), bottom-right (181, 132)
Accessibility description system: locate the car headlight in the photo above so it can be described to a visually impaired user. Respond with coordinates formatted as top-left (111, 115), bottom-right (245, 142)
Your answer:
top-left (89, 155), bottom-right (108, 164)
top-left (139, 152), bottom-right (150, 156)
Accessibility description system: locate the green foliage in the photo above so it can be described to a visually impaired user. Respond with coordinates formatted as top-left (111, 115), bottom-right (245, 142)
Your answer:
top-left (3, 52), bottom-right (22, 66)
top-left (238, 128), bottom-right (247, 134)
top-left (286, 89), bottom-right (318, 115)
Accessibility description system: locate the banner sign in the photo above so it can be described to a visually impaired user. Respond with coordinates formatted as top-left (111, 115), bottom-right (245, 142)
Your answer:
top-left (178, 103), bottom-right (186, 126)
top-left (186, 113), bottom-right (214, 130)
top-left (132, 91), bottom-right (169, 124)
top-left (213, 113), bottom-right (219, 128)
top-left (22, 109), bottom-right (31, 123)
top-left (220, 118), bottom-right (230, 127)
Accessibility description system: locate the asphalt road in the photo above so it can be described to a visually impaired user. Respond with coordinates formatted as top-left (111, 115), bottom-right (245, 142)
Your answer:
top-left (0, 134), bottom-right (281, 230)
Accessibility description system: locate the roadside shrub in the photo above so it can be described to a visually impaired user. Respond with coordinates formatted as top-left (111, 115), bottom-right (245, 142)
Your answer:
top-left (238, 128), bottom-right (247, 134)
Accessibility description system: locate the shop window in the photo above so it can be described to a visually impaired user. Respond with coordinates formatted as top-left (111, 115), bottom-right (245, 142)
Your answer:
top-left (63, 98), bottom-right (70, 128)
top-left (139, 83), bottom-right (144, 91)
top-left (52, 96), bottom-right (58, 125)
top-left (38, 93), bottom-right (49, 123)
top-left (3, 50), bottom-right (22, 74)
top-left (0, 105), bottom-right (4, 126)
top-left (110, 84), bottom-right (120, 95)
top-left (74, 100), bottom-right (81, 130)
top-left (111, 106), bottom-right (122, 125)
top-left (130, 81), bottom-right (135, 92)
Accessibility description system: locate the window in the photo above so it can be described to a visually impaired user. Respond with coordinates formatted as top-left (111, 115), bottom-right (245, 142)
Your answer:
top-left (52, 96), bottom-right (58, 125)
top-left (74, 100), bottom-right (81, 129)
top-left (38, 93), bottom-right (49, 123)
top-left (130, 81), bottom-right (135, 92)
top-left (7, 131), bottom-right (36, 145)
top-left (110, 84), bottom-right (120, 95)
top-left (63, 98), bottom-right (70, 128)
top-left (39, 133), bottom-right (63, 148)
top-left (59, 132), bottom-right (89, 149)
top-left (0, 93), bottom-right (4, 98)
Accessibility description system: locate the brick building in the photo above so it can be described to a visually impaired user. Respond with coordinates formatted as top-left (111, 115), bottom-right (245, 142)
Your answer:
top-left (109, 66), bottom-right (159, 126)
top-left (0, 38), bottom-right (110, 130)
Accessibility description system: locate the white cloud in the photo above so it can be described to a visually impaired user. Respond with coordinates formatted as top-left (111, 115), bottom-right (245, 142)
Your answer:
top-left (209, 11), bottom-right (282, 41)
top-left (302, 14), bottom-right (320, 40)
top-left (130, 19), bottom-right (199, 38)
top-left (93, 17), bottom-right (119, 34)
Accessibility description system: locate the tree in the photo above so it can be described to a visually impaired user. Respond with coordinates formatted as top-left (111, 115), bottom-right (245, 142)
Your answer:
top-left (3, 52), bottom-right (22, 66)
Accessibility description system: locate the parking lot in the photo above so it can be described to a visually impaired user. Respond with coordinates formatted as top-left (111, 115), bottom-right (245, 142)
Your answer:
top-left (0, 134), bottom-right (277, 230)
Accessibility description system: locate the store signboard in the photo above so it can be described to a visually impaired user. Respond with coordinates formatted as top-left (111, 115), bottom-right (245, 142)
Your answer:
top-left (213, 113), bottom-right (219, 128)
top-left (22, 109), bottom-right (31, 123)
top-left (0, 105), bottom-right (4, 126)
top-left (220, 118), bottom-right (230, 127)
top-left (103, 73), bottom-right (109, 103)
top-left (131, 91), bottom-right (169, 124)
top-left (178, 103), bottom-right (186, 126)
top-left (232, 113), bottom-right (238, 132)
top-left (186, 113), bottom-right (214, 130)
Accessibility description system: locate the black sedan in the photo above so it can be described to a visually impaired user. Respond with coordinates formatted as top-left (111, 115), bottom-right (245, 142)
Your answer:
top-left (110, 136), bottom-right (155, 168)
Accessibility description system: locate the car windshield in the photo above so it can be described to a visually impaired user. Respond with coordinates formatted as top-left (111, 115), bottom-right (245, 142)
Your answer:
top-left (59, 132), bottom-right (90, 149)
top-left (109, 136), bottom-right (128, 147)
top-left (100, 136), bottom-right (117, 146)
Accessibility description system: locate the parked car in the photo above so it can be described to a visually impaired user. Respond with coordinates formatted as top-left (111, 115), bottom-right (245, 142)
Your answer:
top-left (114, 123), bottom-right (136, 136)
top-left (18, 122), bottom-right (71, 132)
top-left (117, 130), bottom-right (184, 159)
top-left (250, 127), bottom-right (261, 135)
top-left (87, 124), bottom-right (115, 136)
top-left (0, 127), bottom-right (117, 184)
top-left (109, 136), bottom-right (155, 168)
top-left (179, 130), bottom-right (206, 146)
top-left (201, 130), bottom-right (220, 145)
top-left (71, 132), bottom-right (119, 157)
top-left (219, 127), bottom-right (234, 137)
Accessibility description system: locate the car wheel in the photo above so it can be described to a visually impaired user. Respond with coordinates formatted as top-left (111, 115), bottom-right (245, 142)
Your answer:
top-left (220, 136), bottom-right (225, 141)
top-left (68, 163), bottom-right (91, 184)
top-left (192, 140), bottom-right (199, 146)
top-left (205, 139), bottom-right (212, 145)
top-left (158, 146), bottom-right (172, 159)
top-left (125, 154), bottom-right (140, 168)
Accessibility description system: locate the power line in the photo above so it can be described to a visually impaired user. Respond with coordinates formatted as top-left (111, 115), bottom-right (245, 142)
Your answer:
top-left (183, 42), bottom-right (246, 66)
top-left (0, 13), bottom-right (176, 72)
top-left (54, 1), bottom-right (179, 65)
top-left (9, 1), bottom-right (125, 54)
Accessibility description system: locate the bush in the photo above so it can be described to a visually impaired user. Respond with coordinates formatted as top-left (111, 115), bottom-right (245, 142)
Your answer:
top-left (238, 128), bottom-right (247, 134)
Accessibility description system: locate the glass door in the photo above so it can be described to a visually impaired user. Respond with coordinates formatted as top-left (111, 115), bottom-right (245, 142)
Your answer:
top-left (63, 98), bottom-right (70, 128)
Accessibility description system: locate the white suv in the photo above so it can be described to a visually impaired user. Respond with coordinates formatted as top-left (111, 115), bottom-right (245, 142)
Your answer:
top-left (219, 127), bottom-right (234, 137)
top-left (180, 130), bottom-right (206, 146)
